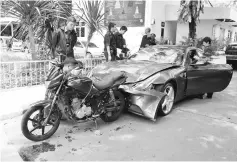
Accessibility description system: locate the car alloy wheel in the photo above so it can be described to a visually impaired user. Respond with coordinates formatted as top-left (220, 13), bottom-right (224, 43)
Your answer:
top-left (160, 83), bottom-right (175, 115)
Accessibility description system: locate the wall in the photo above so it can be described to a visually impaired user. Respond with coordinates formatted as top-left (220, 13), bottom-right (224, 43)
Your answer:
top-left (149, 1), bottom-right (179, 39)
top-left (74, 0), bottom-right (154, 52)
top-left (74, 1), bottom-right (182, 51)
top-left (176, 19), bottom-right (237, 44)
top-left (164, 21), bottom-right (177, 44)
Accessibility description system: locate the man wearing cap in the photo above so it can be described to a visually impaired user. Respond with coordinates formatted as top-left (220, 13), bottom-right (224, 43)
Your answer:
top-left (104, 22), bottom-right (117, 61)
top-left (51, 16), bottom-right (77, 61)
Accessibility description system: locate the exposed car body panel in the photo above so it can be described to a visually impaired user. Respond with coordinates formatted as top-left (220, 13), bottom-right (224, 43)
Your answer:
top-left (120, 85), bottom-right (165, 120)
top-left (91, 60), bottom-right (177, 83)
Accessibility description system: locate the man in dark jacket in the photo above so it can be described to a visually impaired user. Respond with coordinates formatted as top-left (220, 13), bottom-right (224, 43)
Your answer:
top-left (115, 26), bottom-right (128, 59)
top-left (104, 22), bottom-right (117, 61)
top-left (115, 26), bottom-right (127, 49)
top-left (150, 33), bottom-right (157, 46)
top-left (140, 27), bottom-right (152, 48)
top-left (202, 37), bottom-right (214, 57)
top-left (51, 16), bottom-right (77, 61)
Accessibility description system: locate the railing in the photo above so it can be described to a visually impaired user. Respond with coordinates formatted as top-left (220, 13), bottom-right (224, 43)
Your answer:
top-left (0, 58), bottom-right (105, 90)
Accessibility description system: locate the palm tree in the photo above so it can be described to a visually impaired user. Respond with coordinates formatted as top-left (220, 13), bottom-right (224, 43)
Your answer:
top-left (74, 0), bottom-right (106, 57)
top-left (1, 0), bottom-right (71, 60)
top-left (178, 0), bottom-right (213, 44)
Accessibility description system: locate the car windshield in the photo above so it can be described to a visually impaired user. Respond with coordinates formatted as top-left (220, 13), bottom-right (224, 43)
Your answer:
top-left (81, 41), bottom-right (98, 48)
top-left (129, 47), bottom-right (185, 65)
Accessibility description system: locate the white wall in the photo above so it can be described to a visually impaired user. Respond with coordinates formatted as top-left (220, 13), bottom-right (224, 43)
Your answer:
top-left (150, 1), bottom-right (180, 39)
top-left (74, 0), bottom-right (182, 51)
top-left (164, 21), bottom-right (177, 44)
top-left (73, 0), bottom-right (237, 49)
top-left (76, 0), bottom-right (154, 52)
top-left (176, 19), bottom-right (237, 44)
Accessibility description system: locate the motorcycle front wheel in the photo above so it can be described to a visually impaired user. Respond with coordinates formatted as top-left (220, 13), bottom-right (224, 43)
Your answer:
top-left (100, 90), bottom-right (125, 122)
top-left (21, 105), bottom-right (61, 142)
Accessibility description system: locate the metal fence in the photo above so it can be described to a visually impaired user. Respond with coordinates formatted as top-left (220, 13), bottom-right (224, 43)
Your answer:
top-left (0, 58), bottom-right (105, 90)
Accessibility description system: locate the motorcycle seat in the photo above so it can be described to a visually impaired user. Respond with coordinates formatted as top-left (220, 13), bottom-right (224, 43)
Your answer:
top-left (93, 71), bottom-right (126, 90)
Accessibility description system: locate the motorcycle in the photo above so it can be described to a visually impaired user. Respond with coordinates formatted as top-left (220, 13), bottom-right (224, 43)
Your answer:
top-left (21, 59), bottom-right (127, 142)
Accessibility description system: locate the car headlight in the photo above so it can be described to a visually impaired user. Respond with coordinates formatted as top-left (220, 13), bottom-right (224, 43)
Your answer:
top-left (133, 73), bottom-right (160, 91)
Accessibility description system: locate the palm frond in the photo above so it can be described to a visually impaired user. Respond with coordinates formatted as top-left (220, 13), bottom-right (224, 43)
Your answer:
top-left (74, 0), bottom-right (105, 54)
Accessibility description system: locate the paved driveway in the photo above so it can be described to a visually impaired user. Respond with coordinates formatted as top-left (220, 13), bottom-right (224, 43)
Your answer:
top-left (1, 71), bottom-right (237, 161)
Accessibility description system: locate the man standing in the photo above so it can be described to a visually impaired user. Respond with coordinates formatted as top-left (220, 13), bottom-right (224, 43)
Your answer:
top-left (51, 16), bottom-right (77, 61)
top-left (115, 26), bottom-right (128, 59)
top-left (104, 22), bottom-right (117, 61)
top-left (202, 37), bottom-right (214, 57)
top-left (202, 36), bottom-right (214, 99)
top-left (115, 26), bottom-right (127, 50)
top-left (150, 33), bottom-right (157, 46)
top-left (140, 27), bottom-right (152, 49)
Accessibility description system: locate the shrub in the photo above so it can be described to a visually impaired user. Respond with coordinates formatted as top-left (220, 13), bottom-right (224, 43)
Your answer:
top-left (180, 36), bottom-right (231, 51)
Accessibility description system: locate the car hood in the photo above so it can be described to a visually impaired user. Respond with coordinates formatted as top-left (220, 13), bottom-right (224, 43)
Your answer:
top-left (91, 60), bottom-right (177, 83)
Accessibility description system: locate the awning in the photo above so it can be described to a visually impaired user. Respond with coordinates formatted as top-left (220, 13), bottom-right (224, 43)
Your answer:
top-left (0, 17), bottom-right (19, 24)
top-left (165, 5), bottom-right (237, 24)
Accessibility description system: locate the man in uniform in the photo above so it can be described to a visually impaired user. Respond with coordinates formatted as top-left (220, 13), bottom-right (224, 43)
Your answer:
top-left (114, 26), bottom-right (128, 59)
top-left (104, 22), bottom-right (117, 61)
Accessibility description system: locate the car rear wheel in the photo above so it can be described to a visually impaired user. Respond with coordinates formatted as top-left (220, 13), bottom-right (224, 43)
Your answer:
top-left (157, 83), bottom-right (175, 116)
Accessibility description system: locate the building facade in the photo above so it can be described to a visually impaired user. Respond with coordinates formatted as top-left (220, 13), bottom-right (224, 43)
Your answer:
top-left (74, 0), bottom-right (237, 51)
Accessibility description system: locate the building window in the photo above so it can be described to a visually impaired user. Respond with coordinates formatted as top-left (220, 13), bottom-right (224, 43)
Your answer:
top-left (76, 21), bottom-right (85, 37)
top-left (161, 21), bottom-right (165, 38)
top-left (0, 24), bottom-right (12, 36)
top-left (234, 32), bottom-right (237, 42)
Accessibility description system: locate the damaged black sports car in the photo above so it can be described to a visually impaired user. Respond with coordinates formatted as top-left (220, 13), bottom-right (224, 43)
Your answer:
top-left (88, 45), bottom-right (233, 121)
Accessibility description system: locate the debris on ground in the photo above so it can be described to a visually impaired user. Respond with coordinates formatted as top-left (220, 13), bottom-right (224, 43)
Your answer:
top-left (72, 148), bottom-right (77, 151)
top-left (114, 125), bottom-right (126, 131)
top-left (18, 142), bottom-right (55, 161)
top-left (84, 127), bottom-right (93, 132)
top-left (57, 144), bottom-right (63, 147)
top-left (65, 136), bottom-right (73, 142)
top-left (67, 130), bottom-right (73, 133)
top-left (94, 130), bottom-right (102, 136)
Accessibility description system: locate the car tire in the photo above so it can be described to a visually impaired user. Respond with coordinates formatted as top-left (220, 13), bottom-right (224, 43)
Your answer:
top-left (157, 83), bottom-right (175, 116)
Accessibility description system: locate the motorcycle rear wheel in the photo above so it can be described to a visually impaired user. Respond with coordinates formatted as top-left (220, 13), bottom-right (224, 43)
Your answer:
top-left (21, 105), bottom-right (61, 142)
top-left (100, 90), bottom-right (125, 122)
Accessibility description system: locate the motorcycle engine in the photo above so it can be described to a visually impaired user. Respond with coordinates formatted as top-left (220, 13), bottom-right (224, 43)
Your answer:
top-left (71, 98), bottom-right (92, 119)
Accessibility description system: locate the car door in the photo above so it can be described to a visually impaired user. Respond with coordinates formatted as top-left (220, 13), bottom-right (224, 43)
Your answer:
top-left (185, 49), bottom-right (215, 95)
top-left (186, 49), bottom-right (232, 95)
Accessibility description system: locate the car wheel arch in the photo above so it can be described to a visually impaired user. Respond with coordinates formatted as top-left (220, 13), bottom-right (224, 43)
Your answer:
top-left (154, 79), bottom-right (177, 97)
